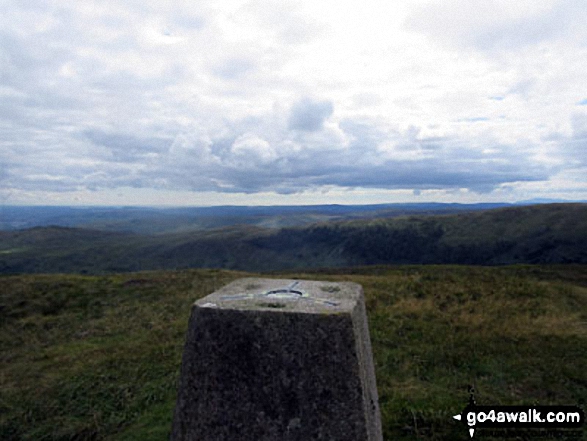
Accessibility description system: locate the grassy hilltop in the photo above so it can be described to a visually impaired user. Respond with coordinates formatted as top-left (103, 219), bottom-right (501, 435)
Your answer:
top-left (2, 265), bottom-right (586, 440)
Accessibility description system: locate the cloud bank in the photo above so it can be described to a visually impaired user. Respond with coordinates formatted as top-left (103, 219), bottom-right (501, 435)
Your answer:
top-left (0, 0), bottom-right (586, 205)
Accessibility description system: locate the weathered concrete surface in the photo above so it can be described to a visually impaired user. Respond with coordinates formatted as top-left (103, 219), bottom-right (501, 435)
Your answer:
top-left (171, 278), bottom-right (382, 440)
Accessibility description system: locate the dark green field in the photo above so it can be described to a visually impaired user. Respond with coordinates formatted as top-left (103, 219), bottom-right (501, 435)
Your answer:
top-left (2, 265), bottom-right (586, 440)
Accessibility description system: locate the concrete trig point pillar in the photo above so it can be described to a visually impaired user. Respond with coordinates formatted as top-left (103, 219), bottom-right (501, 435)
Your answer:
top-left (172, 278), bottom-right (383, 440)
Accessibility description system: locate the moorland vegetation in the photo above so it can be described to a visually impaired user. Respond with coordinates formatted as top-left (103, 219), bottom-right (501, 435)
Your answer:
top-left (1, 265), bottom-right (586, 440)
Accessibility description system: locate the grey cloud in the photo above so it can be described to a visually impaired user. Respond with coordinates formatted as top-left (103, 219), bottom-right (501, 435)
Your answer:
top-left (212, 57), bottom-right (255, 80)
top-left (339, 119), bottom-right (387, 146)
top-left (571, 114), bottom-right (587, 136)
top-left (288, 98), bottom-right (334, 132)
top-left (84, 130), bottom-right (172, 162)
top-left (559, 114), bottom-right (587, 166)
top-left (406, 0), bottom-right (587, 52)
top-left (124, 117), bottom-right (551, 195)
top-left (241, 0), bottom-right (323, 45)
top-left (168, 10), bottom-right (205, 32)
top-left (507, 79), bottom-right (536, 98)
top-left (294, 142), bottom-right (547, 193)
top-left (0, 31), bottom-right (60, 89)
top-left (0, 1), bottom-right (574, 199)
top-left (540, 115), bottom-right (586, 166)
top-left (3, 115), bottom-right (555, 196)
top-left (459, 117), bottom-right (489, 123)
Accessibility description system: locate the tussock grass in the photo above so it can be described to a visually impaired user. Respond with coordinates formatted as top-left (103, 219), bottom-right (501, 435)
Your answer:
top-left (1, 265), bottom-right (586, 440)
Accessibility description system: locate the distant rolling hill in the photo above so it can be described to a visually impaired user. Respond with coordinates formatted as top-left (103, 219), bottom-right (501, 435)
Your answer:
top-left (1, 203), bottom-right (586, 274)
top-left (0, 203), bottom-right (510, 233)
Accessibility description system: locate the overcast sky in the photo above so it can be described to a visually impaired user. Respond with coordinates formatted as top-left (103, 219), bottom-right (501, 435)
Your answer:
top-left (1, 0), bottom-right (586, 206)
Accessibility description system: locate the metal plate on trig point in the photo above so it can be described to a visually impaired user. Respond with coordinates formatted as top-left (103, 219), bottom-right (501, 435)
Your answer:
top-left (196, 278), bottom-right (352, 313)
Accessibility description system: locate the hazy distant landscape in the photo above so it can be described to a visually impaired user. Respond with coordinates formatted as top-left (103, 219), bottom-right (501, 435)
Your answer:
top-left (1, 203), bottom-right (586, 275)
top-left (0, 202), bottom-right (513, 233)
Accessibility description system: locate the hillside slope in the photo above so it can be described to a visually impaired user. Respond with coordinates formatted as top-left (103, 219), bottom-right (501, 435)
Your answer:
top-left (1, 204), bottom-right (586, 274)
top-left (2, 265), bottom-right (586, 440)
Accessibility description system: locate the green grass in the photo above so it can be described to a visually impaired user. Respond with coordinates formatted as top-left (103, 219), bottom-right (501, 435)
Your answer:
top-left (1, 265), bottom-right (586, 440)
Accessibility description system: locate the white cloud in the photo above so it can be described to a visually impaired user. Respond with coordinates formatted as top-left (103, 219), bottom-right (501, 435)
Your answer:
top-left (288, 98), bottom-right (334, 132)
top-left (406, 0), bottom-right (586, 52)
top-left (0, 0), bottom-right (586, 205)
top-left (230, 133), bottom-right (276, 163)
